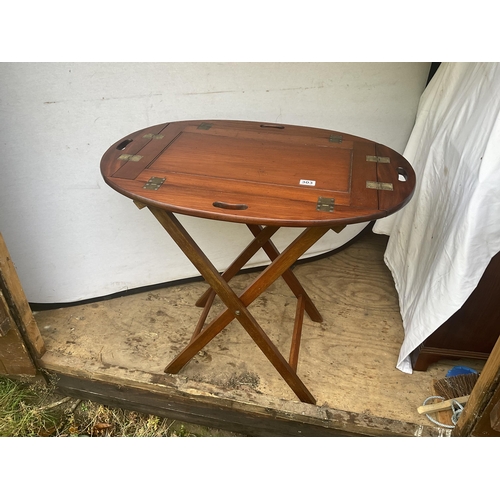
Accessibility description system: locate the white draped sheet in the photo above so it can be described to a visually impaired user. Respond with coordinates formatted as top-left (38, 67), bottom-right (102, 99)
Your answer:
top-left (373, 62), bottom-right (500, 373)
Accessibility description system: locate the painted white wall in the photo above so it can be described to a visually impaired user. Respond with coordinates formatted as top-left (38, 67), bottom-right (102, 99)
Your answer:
top-left (0, 62), bottom-right (430, 303)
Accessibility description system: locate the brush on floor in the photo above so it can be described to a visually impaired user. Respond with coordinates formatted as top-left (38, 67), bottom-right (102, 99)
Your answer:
top-left (434, 372), bottom-right (480, 400)
top-left (417, 372), bottom-right (480, 421)
top-left (431, 372), bottom-right (480, 426)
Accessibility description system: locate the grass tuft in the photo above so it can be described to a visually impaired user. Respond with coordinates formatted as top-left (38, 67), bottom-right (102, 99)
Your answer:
top-left (0, 376), bottom-right (237, 437)
top-left (0, 378), bottom-right (59, 437)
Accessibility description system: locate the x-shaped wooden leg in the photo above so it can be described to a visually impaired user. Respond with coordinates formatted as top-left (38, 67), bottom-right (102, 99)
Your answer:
top-left (192, 224), bottom-right (280, 340)
top-left (194, 224), bottom-right (323, 338)
top-left (148, 207), bottom-right (330, 404)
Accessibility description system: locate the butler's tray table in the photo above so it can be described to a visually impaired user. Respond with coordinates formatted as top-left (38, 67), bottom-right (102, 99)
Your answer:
top-left (100, 120), bottom-right (415, 404)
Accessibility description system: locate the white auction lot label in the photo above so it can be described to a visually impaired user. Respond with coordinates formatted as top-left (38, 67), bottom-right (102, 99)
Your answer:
top-left (299, 179), bottom-right (316, 186)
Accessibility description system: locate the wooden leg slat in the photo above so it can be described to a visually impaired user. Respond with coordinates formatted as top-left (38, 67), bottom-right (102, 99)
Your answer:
top-left (191, 289), bottom-right (216, 341)
top-left (247, 225), bottom-right (323, 323)
top-left (289, 295), bottom-right (305, 372)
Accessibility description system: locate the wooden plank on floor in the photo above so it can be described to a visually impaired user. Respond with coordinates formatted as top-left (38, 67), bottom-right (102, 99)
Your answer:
top-left (39, 352), bottom-right (449, 437)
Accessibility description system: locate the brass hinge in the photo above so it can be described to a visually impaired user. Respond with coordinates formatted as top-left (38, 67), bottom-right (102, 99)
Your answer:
top-left (329, 134), bottom-right (343, 143)
top-left (366, 156), bottom-right (390, 163)
top-left (143, 133), bottom-right (164, 140)
top-left (366, 181), bottom-right (393, 191)
top-left (316, 196), bottom-right (335, 212)
top-left (197, 122), bottom-right (213, 130)
top-left (143, 177), bottom-right (165, 190)
top-left (118, 154), bottom-right (143, 162)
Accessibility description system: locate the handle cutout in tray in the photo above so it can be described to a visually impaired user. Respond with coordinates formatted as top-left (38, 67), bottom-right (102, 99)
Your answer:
top-left (213, 201), bottom-right (248, 211)
top-left (397, 167), bottom-right (408, 182)
top-left (117, 139), bottom-right (133, 150)
top-left (260, 124), bottom-right (285, 129)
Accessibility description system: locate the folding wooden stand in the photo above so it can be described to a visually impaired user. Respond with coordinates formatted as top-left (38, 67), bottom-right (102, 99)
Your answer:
top-left (101, 119), bottom-right (415, 404)
top-left (147, 207), bottom-right (339, 403)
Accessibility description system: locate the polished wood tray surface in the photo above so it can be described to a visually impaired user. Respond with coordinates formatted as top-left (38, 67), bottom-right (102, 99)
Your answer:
top-left (101, 120), bottom-right (415, 227)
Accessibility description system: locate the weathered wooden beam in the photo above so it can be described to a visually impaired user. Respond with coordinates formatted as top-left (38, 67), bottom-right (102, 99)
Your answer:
top-left (0, 233), bottom-right (45, 359)
top-left (39, 355), bottom-right (450, 437)
top-left (0, 290), bottom-right (37, 375)
top-left (453, 334), bottom-right (500, 436)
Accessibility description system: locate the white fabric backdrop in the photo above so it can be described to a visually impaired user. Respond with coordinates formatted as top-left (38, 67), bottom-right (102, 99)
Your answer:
top-left (374, 63), bottom-right (500, 373)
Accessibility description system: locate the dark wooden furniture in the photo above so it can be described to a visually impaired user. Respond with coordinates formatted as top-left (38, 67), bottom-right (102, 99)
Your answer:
top-left (411, 250), bottom-right (500, 371)
top-left (100, 119), bottom-right (415, 404)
